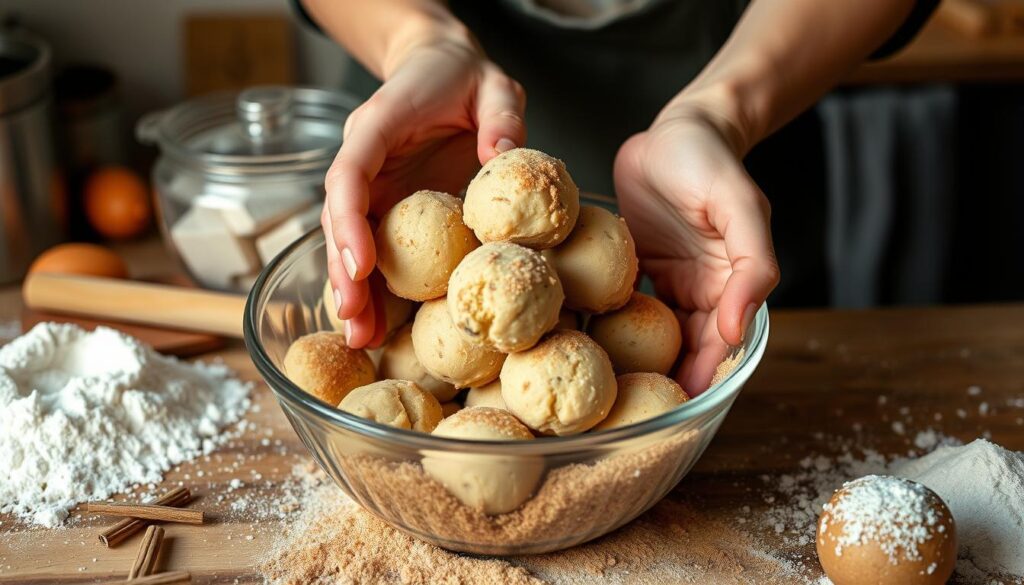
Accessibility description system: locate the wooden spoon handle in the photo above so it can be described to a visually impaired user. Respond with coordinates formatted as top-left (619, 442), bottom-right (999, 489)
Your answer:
top-left (23, 273), bottom-right (247, 338)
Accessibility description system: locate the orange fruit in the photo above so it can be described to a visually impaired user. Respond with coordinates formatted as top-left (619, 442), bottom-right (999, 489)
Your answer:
top-left (83, 166), bottom-right (152, 240)
top-left (29, 243), bottom-right (128, 278)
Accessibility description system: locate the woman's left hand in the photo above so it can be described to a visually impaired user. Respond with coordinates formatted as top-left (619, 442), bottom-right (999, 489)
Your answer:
top-left (613, 104), bottom-right (780, 394)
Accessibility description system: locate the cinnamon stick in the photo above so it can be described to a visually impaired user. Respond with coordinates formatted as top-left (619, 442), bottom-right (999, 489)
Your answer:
top-left (98, 487), bottom-right (191, 547)
top-left (103, 570), bottom-right (191, 584)
top-left (86, 501), bottom-right (204, 525)
top-left (128, 525), bottom-right (164, 579)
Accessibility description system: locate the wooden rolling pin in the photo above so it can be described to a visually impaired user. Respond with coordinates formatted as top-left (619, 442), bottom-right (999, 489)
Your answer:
top-left (23, 273), bottom-right (248, 338)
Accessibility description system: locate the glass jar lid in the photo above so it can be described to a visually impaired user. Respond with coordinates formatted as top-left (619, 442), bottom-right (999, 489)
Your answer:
top-left (137, 86), bottom-right (358, 176)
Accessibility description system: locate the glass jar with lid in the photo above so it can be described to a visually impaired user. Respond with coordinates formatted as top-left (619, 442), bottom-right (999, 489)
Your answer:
top-left (137, 86), bottom-right (356, 292)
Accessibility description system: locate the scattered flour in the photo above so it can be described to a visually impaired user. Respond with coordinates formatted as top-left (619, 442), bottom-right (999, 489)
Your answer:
top-left (0, 320), bottom-right (20, 341)
top-left (0, 323), bottom-right (251, 527)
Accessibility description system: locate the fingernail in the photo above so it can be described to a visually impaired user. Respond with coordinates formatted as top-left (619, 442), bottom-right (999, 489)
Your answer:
top-left (344, 320), bottom-right (353, 345)
top-left (333, 288), bottom-right (343, 313)
top-left (342, 248), bottom-right (358, 280)
top-left (495, 138), bottom-right (516, 153)
top-left (740, 303), bottom-right (757, 342)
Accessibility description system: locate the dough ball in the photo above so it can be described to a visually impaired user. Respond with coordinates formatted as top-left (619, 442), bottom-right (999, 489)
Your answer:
top-left (500, 330), bottom-right (617, 436)
top-left (448, 242), bottom-right (563, 353)
top-left (592, 373), bottom-right (688, 431)
top-left (588, 292), bottom-right (682, 375)
top-left (411, 299), bottom-right (506, 388)
top-left (283, 332), bottom-right (376, 404)
top-left (441, 401), bottom-right (463, 418)
top-left (379, 324), bottom-right (459, 402)
top-left (322, 278), bottom-right (413, 338)
top-left (543, 205), bottom-right (638, 313)
top-left (338, 379), bottom-right (442, 433)
top-left (465, 379), bottom-right (506, 410)
top-left (423, 407), bottom-right (543, 514)
top-left (464, 148), bottom-right (579, 248)
top-left (375, 190), bottom-right (480, 301)
top-left (817, 475), bottom-right (956, 585)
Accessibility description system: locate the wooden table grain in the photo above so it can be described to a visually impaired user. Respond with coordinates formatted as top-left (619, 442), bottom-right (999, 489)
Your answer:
top-left (1, 268), bottom-right (1022, 583)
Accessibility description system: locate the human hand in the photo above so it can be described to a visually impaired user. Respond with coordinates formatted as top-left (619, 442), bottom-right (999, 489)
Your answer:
top-left (323, 35), bottom-right (526, 348)
top-left (613, 105), bottom-right (780, 394)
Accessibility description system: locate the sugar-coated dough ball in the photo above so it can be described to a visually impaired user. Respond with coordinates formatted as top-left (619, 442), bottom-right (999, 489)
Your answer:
top-left (543, 205), bottom-right (638, 313)
top-left (816, 475), bottom-right (956, 585)
top-left (593, 373), bottom-right (688, 431)
top-left (338, 380), bottom-right (442, 433)
top-left (464, 148), bottom-right (579, 249)
top-left (411, 299), bottom-right (506, 388)
top-left (322, 278), bottom-right (412, 338)
top-left (448, 242), bottom-right (563, 353)
top-left (441, 401), bottom-right (462, 418)
top-left (284, 332), bottom-right (376, 404)
top-left (465, 379), bottom-right (506, 410)
top-left (423, 407), bottom-right (543, 514)
top-left (501, 330), bottom-right (617, 435)
top-left (588, 292), bottom-right (682, 375)
top-left (379, 324), bottom-right (459, 402)
top-left (375, 190), bottom-right (480, 301)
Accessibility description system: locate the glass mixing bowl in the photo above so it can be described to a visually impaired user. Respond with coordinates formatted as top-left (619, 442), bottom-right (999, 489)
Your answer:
top-left (244, 219), bottom-right (769, 556)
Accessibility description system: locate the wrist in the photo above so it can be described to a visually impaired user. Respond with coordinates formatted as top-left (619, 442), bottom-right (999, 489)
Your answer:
top-left (381, 10), bottom-right (482, 78)
top-left (660, 53), bottom-right (779, 157)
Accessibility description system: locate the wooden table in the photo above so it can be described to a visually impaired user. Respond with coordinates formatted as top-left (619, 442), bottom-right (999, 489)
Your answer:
top-left (1, 256), bottom-right (1022, 582)
top-left (851, 16), bottom-right (1024, 84)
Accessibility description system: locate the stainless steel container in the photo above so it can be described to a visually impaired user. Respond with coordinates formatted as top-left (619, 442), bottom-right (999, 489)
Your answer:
top-left (137, 86), bottom-right (357, 292)
top-left (0, 31), bottom-right (62, 283)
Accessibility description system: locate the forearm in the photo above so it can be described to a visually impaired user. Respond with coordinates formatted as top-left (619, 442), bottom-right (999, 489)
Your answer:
top-left (299, 0), bottom-right (476, 78)
top-left (664, 0), bottom-right (916, 155)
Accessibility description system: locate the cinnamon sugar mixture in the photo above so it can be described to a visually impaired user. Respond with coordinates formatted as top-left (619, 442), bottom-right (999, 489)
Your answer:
top-left (262, 442), bottom-right (798, 584)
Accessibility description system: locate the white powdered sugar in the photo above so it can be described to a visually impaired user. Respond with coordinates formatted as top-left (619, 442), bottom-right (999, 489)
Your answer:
top-left (0, 323), bottom-right (251, 527)
top-left (761, 437), bottom-right (1024, 583)
top-left (822, 475), bottom-right (942, 563)
top-left (892, 439), bottom-right (1024, 578)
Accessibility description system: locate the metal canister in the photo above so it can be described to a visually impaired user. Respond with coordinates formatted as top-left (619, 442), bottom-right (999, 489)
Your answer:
top-left (0, 31), bottom-right (62, 282)
top-left (137, 86), bottom-right (356, 291)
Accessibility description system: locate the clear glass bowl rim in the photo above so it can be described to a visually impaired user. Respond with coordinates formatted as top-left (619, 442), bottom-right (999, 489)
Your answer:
top-left (244, 228), bottom-right (770, 456)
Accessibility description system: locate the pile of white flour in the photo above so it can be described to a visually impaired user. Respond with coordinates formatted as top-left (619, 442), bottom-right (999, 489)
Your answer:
top-left (762, 437), bottom-right (1024, 583)
top-left (894, 439), bottom-right (1024, 579)
top-left (0, 323), bottom-right (251, 527)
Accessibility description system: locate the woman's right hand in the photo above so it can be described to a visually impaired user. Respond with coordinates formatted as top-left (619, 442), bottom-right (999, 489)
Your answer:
top-left (322, 32), bottom-right (526, 348)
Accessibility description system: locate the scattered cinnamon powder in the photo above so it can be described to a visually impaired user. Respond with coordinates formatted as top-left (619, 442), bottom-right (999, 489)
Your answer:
top-left (262, 434), bottom-right (801, 584)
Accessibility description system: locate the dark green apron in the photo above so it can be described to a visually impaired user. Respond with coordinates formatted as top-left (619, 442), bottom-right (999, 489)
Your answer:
top-left (343, 0), bottom-right (746, 195)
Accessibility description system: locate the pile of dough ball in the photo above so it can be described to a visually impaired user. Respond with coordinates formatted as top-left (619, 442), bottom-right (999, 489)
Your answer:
top-left (283, 148), bottom-right (695, 515)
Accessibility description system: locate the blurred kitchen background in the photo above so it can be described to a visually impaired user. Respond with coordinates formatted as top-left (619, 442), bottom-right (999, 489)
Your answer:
top-left (1, 0), bottom-right (1022, 309)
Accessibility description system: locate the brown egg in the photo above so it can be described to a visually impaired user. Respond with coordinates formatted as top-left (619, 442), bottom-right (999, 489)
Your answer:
top-left (83, 166), bottom-right (152, 240)
top-left (29, 243), bottom-right (129, 279)
top-left (817, 475), bottom-right (956, 585)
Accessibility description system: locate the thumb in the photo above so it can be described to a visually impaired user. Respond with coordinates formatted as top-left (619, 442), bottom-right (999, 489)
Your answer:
top-left (711, 173), bottom-right (780, 346)
top-left (474, 67), bottom-right (527, 164)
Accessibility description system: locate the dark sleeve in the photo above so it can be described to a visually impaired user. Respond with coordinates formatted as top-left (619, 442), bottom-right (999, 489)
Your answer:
top-left (870, 0), bottom-right (939, 59)
top-left (291, 0), bottom-right (323, 33)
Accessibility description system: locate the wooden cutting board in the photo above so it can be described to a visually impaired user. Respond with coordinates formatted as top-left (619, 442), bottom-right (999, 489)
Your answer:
top-left (19, 309), bottom-right (224, 357)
